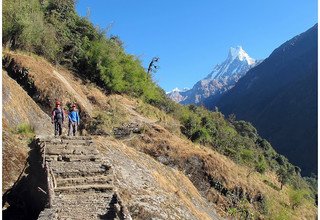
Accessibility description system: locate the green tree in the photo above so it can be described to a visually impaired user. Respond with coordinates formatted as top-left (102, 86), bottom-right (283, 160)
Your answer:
top-left (277, 168), bottom-right (290, 190)
top-left (233, 120), bottom-right (258, 141)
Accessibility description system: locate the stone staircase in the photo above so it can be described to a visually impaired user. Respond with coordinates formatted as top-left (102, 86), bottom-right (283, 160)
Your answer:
top-left (37, 136), bottom-right (131, 220)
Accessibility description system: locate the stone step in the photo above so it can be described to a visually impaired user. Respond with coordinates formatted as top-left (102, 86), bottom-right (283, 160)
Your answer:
top-left (45, 145), bottom-right (99, 155)
top-left (54, 184), bottom-right (113, 194)
top-left (38, 208), bottom-right (113, 220)
top-left (49, 161), bottom-right (111, 178)
top-left (38, 205), bottom-right (118, 220)
top-left (39, 135), bottom-right (92, 141)
top-left (56, 175), bottom-right (113, 187)
top-left (43, 139), bottom-right (93, 146)
top-left (52, 201), bottom-right (109, 209)
top-left (61, 139), bottom-right (94, 146)
top-left (46, 154), bottom-right (101, 162)
top-left (46, 144), bottom-right (98, 154)
top-left (54, 192), bottom-right (114, 203)
top-left (62, 136), bottom-right (92, 140)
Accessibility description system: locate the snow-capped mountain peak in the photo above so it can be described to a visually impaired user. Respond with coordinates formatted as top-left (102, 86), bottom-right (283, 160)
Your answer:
top-left (172, 87), bottom-right (181, 92)
top-left (166, 87), bottom-right (189, 94)
top-left (228, 46), bottom-right (255, 65)
top-left (206, 46), bottom-right (256, 80)
top-left (167, 46), bottom-right (262, 104)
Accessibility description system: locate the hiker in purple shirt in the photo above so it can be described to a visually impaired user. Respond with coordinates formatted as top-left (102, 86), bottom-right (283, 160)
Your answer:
top-left (52, 101), bottom-right (65, 136)
top-left (68, 104), bottom-right (80, 136)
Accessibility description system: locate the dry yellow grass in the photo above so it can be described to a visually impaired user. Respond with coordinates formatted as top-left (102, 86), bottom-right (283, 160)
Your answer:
top-left (4, 51), bottom-right (94, 116)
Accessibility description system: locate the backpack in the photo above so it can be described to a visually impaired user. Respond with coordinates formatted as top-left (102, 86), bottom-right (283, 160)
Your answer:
top-left (53, 107), bottom-right (64, 120)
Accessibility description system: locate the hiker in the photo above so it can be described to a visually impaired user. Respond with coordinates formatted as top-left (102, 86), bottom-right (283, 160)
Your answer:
top-left (68, 104), bottom-right (80, 136)
top-left (52, 101), bottom-right (65, 136)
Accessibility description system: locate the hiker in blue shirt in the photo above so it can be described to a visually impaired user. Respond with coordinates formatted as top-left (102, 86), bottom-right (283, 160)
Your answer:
top-left (68, 104), bottom-right (80, 136)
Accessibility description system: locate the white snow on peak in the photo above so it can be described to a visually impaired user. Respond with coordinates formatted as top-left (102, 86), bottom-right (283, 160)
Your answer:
top-left (166, 87), bottom-right (190, 94)
top-left (166, 87), bottom-right (182, 94)
top-left (172, 87), bottom-right (180, 92)
top-left (228, 46), bottom-right (255, 65)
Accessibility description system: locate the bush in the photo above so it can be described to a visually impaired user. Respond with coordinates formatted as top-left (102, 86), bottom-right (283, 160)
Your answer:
top-left (304, 175), bottom-right (317, 195)
top-left (274, 208), bottom-right (291, 220)
top-left (191, 128), bottom-right (210, 144)
top-left (256, 138), bottom-right (272, 151)
top-left (233, 120), bottom-right (258, 141)
top-left (16, 123), bottom-right (34, 135)
top-left (255, 155), bottom-right (267, 174)
top-left (289, 188), bottom-right (308, 210)
top-left (240, 149), bottom-right (254, 164)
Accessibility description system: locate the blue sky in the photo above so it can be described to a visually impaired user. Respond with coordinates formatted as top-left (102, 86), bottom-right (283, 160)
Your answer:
top-left (76, 0), bottom-right (317, 92)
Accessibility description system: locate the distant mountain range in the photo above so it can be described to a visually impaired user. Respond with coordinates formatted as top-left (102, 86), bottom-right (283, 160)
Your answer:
top-left (167, 46), bottom-right (262, 104)
top-left (205, 24), bottom-right (318, 176)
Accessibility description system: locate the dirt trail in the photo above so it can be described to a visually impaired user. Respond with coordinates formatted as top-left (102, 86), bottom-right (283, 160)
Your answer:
top-left (52, 70), bottom-right (93, 116)
top-left (122, 103), bottom-right (157, 124)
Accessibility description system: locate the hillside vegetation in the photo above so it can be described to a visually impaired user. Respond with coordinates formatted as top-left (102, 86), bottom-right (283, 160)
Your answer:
top-left (2, 0), bottom-right (317, 219)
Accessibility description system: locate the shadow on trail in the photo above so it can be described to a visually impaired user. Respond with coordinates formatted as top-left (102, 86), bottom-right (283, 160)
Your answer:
top-left (2, 139), bottom-right (48, 220)
top-left (98, 193), bottom-right (118, 219)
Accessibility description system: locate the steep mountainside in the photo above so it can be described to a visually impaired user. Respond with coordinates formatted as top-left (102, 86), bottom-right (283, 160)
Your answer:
top-left (2, 51), bottom-right (317, 220)
top-left (208, 24), bottom-right (318, 176)
top-left (167, 46), bottom-right (260, 104)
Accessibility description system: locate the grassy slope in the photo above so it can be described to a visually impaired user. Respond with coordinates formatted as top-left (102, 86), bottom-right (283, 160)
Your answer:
top-left (2, 51), bottom-right (317, 219)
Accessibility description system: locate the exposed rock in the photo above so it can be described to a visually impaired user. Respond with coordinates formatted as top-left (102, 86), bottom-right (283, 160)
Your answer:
top-left (113, 123), bottom-right (142, 139)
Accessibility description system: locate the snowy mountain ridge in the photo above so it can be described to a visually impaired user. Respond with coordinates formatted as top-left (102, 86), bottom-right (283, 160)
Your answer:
top-left (167, 46), bottom-right (261, 104)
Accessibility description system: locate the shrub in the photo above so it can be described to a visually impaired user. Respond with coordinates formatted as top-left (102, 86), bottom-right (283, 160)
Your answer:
top-left (256, 138), bottom-right (272, 151)
top-left (16, 123), bottom-right (34, 135)
top-left (227, 207), bottom-right (238, 216)
top-left (240, 149), bottom-right (254, 164)
top-left (274, 208), bottom-right (291, 220)
top-left (304, 175), bottom-right (317, 195)
top-left (233, 120), bottom-right (258, 141)
top-left (255, 155), bottom-right (267, 174)
top-left (191, 128), bottom-right (210, 144)
top-left (289, 188), bottom-right (308, 210)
